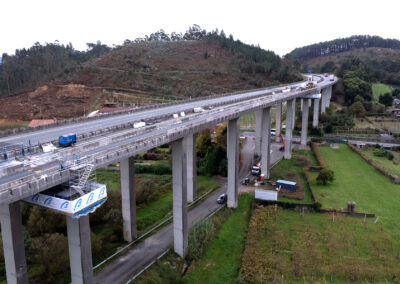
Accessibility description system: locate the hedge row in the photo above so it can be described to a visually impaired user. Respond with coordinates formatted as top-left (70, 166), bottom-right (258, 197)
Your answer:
top-left (347, 143), bottom-right (400, 184)
top-left (135, 163), bottom-right (172, 175)
top-left (311, 142), bottom-right (328, 168)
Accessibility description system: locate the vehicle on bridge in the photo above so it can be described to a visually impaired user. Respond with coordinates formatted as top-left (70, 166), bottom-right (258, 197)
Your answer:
top-left (329, 74), bottom-right (335, 81)
top-left (59, 133), bottom-right (77, 147)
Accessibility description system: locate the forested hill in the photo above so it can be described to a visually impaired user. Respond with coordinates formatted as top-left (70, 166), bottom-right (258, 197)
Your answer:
top-left (286, 35), bottom-right (400, 61)
top-left (0, 25), bottom-right (301, 120)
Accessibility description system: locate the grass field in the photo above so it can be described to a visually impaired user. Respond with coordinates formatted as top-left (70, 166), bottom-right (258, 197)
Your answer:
top-left (240, 206), bottom-right (400, 283)
top-left (354, 116), bottom-right (400, 131)
top-left (360, 148), bottom-right (400, 178)
top-left (184, 194), bottom-right (253, 283)
top-left (136, 194), bottom-right (253, 283)
top-left (372, 83), bottom-right (392, 100)
top-left (269, 149), bottom-right (315, 204)
top-left (308, 144), bottom-right (400, 245)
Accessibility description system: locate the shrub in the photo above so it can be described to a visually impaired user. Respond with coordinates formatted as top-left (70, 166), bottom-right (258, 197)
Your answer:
top-left (373, 148), bottom-right (387, 157)
top-left (310, 127), bottom-right (322, 136)
top-left (29, 233), bottom-right (69, 283)
top-left (136, 180), bottom-right (160, 204)
top-left (387, 151), bottom-right (394, 160)
top-left (188, 219), bottom-right (216, 260)
top-left (311, 142), bottom-right (327, 168)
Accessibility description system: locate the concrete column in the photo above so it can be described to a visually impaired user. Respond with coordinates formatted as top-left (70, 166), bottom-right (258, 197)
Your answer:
top-left (292, 98), bottom-right (296, 129)
top-left (0, 202), bottom-right (28, 284)
top-left (300, 98), bottom-right (303, 111)
top-left (321, 89), bottom-right (327, 114)
top-left (327, 86), bottom-right (332, 107)
top-left (255, 110), bottom-right (262, 157)
top-left (275, 102), bottom-right (282, 142)
top-left (260, 107), bottom-right (271, 178)
top-left (313, 98), bottom-right (320, 128)
top-left (67, 215), bottom-right (93, 284)
top-left (172, 139), bottom-right (188, 257)
top-left (227, 118), bottom-right (239, 208)
top-left (183, 134), bottom-right (196, 203)
top-left (301, 99), bottom-right (310, 146)
top-left (120, 156), bottom-right (136, 242)
top-left (284, 99), bottom-right (294, 159)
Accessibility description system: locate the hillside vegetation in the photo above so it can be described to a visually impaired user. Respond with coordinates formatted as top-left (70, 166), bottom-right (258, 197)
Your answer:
top-left (0, 26), bottom-right (300, 121)
top-left (287, 35), bottom-right (400, 85)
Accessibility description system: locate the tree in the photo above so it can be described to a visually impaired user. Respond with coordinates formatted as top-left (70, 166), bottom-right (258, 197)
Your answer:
top-left (349, 101), bottom-right (366, 117)
top-left (379, 92), bottom-right (394, 107)
top-left (342, 71), bottom-right (372, 104)
top-left (393, 88), bottom-right (400, 98)
top-left (29, 233), bottom-right (69, 283)
top-left (316, 168), bottom-right (334, 185)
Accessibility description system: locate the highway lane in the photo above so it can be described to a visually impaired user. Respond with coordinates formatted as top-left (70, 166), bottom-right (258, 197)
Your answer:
top-left (0, 83), bottom-right (302, 147)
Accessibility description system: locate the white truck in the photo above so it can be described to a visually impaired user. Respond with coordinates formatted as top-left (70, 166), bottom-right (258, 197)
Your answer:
top-left (329, 74), bottom-right (335, 81)
top-left (134, 121), bottom-right (146, 129)
top-left (193, 107), bottom-right (205, 113)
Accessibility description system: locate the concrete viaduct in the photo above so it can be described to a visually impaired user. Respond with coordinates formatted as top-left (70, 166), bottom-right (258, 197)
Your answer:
top-left (0, 75), bottom-right (337, 283)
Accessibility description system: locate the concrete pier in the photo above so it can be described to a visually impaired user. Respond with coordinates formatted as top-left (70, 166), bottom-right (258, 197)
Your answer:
top-left (260, 107), bottom-right (271, 178)
top-left (284, 99), bottom-right (294, 159)
top-left (321, 88), bottom-right (327, 114)
top-left (275, 102), bottom-right (282, 142)
top-left (255, 110), bottom-right (262, 157)
top-left (313, 98), bottom-right (320, 128)
top-left (292, 98), bottom-right (296, 129)
top-left (183, 134), bottom-right (196, 203)
top-left (172, 139), bottom-right (188, 257)
top-left (0, 202), bottom-right (28, 284)
top-left (227, 118), bottom-right (239, 208)
top-left (120, 157), bottom-right (137, 242)
top-left (67, 215), bottom-right (93, 284)
top-left (301, 99), bottom-right (310, 146)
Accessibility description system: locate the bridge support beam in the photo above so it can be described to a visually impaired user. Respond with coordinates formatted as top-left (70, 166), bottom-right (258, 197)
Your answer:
top-left (321, 88), bottom-right (329, 114)
top-left (292, 98), bottom-right (296, 129)
top-left (301, 99), bottom-right (310, 147)
top-left (120, 156), bottom-right (137, 242)
top-left (227, 118), bottom-right (239, 208)
top-left (0, 202), bottom-right (28, 284)
top-left (327, 86), bottom-right (332, 107)
top-left (284, 99), bottom-right (294, 159)
top-left (275, 102), bottom-right (282, 142)
top-left (67, 215), bottom-right (94, 284)
top-left (260, 107), bottom-right (271, 178)
top-left (184, 134), bottom-right (196, 203)
top-left (313, 98), bottom-right (320, 128)
top-left (300, 98), bottom-right (303, 111)
top-left (255, 110), bottom-right (262, 157)
top-left (172, 139), bottom-right (188, 258)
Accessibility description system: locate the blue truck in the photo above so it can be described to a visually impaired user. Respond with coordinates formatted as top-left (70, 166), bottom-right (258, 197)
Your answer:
top-left (276, 180), bottom-right (297, 192)
top-left (59, 133), bottom-right (76, 147)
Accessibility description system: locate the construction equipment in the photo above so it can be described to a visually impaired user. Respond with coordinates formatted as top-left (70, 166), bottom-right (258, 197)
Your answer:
top-left (279, 134), bottom-right (285, 151)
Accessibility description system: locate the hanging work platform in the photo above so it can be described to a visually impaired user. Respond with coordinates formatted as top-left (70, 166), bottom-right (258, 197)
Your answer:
top-left (24, 163), bottom-right (107, 218)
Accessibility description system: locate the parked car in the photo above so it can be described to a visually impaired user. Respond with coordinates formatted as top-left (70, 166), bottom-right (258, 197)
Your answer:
top-left (217, 193), bottom-right (227, 204)
top-left (242, 178), bottom-right (250, 185)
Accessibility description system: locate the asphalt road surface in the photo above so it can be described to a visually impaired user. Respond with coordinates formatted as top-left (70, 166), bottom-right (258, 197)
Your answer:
top-left (0, 84), bottom-right (298, 148)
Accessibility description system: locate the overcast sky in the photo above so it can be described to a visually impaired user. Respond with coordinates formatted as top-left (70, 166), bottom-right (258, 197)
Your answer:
top-left (1, 0), bottom-right (400, 57)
